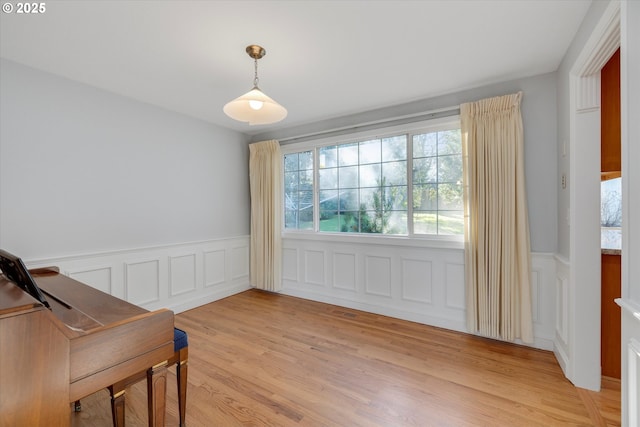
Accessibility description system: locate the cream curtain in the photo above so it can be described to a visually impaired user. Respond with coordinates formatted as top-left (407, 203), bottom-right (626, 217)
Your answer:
top-left (461, 92), bottom-right (533, 343)
top-left (249, 140), bottom-right (282, 292)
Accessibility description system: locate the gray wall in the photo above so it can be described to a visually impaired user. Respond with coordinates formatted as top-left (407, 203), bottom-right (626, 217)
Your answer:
top-left (0, 59), bottom-right (250, 259)
top-left (255, 73), bottom-right (559, 253)
top-left (0, 59), bottom-right (559, 258)
top-left (555, 0), bottom-right (612, 259)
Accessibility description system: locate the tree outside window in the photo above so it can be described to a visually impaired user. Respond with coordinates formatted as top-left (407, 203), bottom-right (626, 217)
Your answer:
top-left (601, 177), bottom-right (621, 249)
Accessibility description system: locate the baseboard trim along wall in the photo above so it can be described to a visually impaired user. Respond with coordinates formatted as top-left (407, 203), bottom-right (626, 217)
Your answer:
top-left (26, 235), bottom-right (559, 353)
top-left (25, 236), bottom-right (251, 314)
top-left (282, 235), bottom-right (557, 351)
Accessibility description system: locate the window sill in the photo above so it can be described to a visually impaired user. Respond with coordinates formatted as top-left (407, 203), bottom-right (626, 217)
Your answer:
top-left (282, 231), bottom-right (464, 250)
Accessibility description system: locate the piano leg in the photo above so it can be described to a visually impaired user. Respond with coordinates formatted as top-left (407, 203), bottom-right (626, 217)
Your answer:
top-left (146, 360), bottom-right (168, 427)
top-left (108, 385), bottom-right (126, 427)
top-left (176, 357), bottom-right (188, 427)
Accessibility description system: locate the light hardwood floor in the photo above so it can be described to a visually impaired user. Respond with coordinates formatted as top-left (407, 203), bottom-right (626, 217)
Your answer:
top-left (72, 290), bottom-right (621, 426)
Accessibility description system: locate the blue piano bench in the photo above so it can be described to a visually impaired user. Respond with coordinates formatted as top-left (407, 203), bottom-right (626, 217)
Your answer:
top-left (174, 327), bottom-right (188, 352)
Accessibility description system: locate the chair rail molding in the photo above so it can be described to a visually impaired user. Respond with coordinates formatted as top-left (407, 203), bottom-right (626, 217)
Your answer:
top-left (25, 236), bottom-right (251, 314)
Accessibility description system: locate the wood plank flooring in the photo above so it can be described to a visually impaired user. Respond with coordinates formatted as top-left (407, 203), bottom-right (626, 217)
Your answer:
top-left (72, 289), bottom-right (621, 426)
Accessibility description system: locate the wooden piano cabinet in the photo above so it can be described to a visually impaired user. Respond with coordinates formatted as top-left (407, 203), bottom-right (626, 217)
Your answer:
top-left (67, 309), bottom-right (174, 403)
top-left (1, 269), bottom-right (175, 427)
top-left (147, 362), bottom-right (169, 427)
top-left (0, 281), bottom-right (70, 427)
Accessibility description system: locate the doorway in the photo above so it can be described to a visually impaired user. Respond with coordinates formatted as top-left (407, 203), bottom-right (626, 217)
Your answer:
top-left (568, 0), bottom-right (620, 390)
top-left (600, 48), bottom-right (621, 380)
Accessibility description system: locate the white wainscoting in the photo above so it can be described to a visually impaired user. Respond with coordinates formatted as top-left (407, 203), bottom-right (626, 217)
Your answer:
top-left (282, 235), bottom-right (556, 350)
top-left (26, 236), bottom-right (251, 314)
top-left (626, 336), bottom-right (640, 426)
top-left (554, 254), bottom-right (571, 376)
top-left (619, 300), bottom-right (640, 427)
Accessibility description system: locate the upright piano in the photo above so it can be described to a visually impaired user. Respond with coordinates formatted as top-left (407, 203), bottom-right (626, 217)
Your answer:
top-left (0, 254), bottom-right (175, 427)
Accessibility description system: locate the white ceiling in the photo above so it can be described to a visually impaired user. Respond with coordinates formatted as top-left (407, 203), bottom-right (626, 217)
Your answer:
top-left (0, 0), bottom-right (592, 136)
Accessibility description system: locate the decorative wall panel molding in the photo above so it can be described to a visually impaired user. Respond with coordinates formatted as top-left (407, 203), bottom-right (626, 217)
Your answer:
top-left (530, 253), bottom-right (556, 345)
top-left (620, 300), bottom-right (640, 426)
top-left (531, 270), bottom-right (540, 322)
top-left (282, 248), bottom-right (299, 282)
top-left (553, 255), bottom-right (570, 377)
top-left (231, 245), bottom-right (249, 281)
top-left (203, 249), bottom-right (226, 287)
top-left (283, 237), bottom-right (555, 351)
top-left (26, 236), bottom-right (251, 314)
top-left (627, 338), bottom-right (640, 426)
top-left (556, 276), bottom-right (569, 345)
top-left (125, 259), bottom-right (160, 306)
top-left (575, 75), bottom-right (600, 112)
top-left (65, 265), bottom-right (113, 295)
top-left (444, 262), bottom-right (465, 310)
top-left (304, 250), bottom-right (325, 286)
top-left (401, 258), bottom-right (432, 304)
top-left (364, 255), bottom-right (391, 297)
top-left (169, 253), bottom-right (196, 296)
top-left (333, 252), bottom-right (356, 291)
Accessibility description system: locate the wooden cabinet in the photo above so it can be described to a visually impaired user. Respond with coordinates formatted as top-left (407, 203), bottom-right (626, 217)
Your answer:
top-left (601, 253), bottom-right (621, 379)
top-left (601, 48), bottom-right (620, 174)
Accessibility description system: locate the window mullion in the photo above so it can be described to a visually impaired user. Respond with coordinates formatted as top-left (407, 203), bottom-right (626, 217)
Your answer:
top-left (313, 147), bottom-right (319, 232)
top-left (435, 132), bottom-right (439, 234)
top-left (407, 132), bottom-right (414, 237)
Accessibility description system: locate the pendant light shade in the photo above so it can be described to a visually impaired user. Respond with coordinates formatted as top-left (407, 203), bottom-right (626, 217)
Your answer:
top-left (223, 87), bottom-right (287, 125)
top-left (223, 45), bottom-right (287, 125)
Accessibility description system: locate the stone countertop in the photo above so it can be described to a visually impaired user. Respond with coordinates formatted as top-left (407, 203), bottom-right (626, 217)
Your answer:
top-left (602, 248), bottom-right (621, 255)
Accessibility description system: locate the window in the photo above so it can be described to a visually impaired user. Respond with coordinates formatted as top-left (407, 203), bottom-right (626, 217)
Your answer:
top-left (601, 177), bottom-right (621, 249)
top-left (284, 150), bottom-right (314, 230)
top-left (412, 129), bottom-right (463, 235)
top-left (318, 136), bottom-right (408, 234)
top-left (283, 119), bottom-right (463, 238)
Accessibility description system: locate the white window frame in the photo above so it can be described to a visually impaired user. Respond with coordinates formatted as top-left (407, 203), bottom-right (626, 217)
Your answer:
top-left (281, 116), bottom-right (464, 247)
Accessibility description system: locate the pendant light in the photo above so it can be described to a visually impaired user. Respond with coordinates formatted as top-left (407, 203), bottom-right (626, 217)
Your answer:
top-left (223, 45), bottom-right (287, 125)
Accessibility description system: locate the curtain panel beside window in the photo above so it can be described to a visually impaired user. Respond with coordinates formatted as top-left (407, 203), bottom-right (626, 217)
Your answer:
top-left (461, 92), bottom-right (534, 344)
top-left (249, 140), bottom-right (283, 292)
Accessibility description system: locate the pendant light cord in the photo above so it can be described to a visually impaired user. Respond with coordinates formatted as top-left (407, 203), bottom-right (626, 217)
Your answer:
top-left (253, 58), bottom-right (259, 88)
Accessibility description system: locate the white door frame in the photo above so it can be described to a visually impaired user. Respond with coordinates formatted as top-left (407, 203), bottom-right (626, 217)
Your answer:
top-left (568, 0), bottom-right (620, 391)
